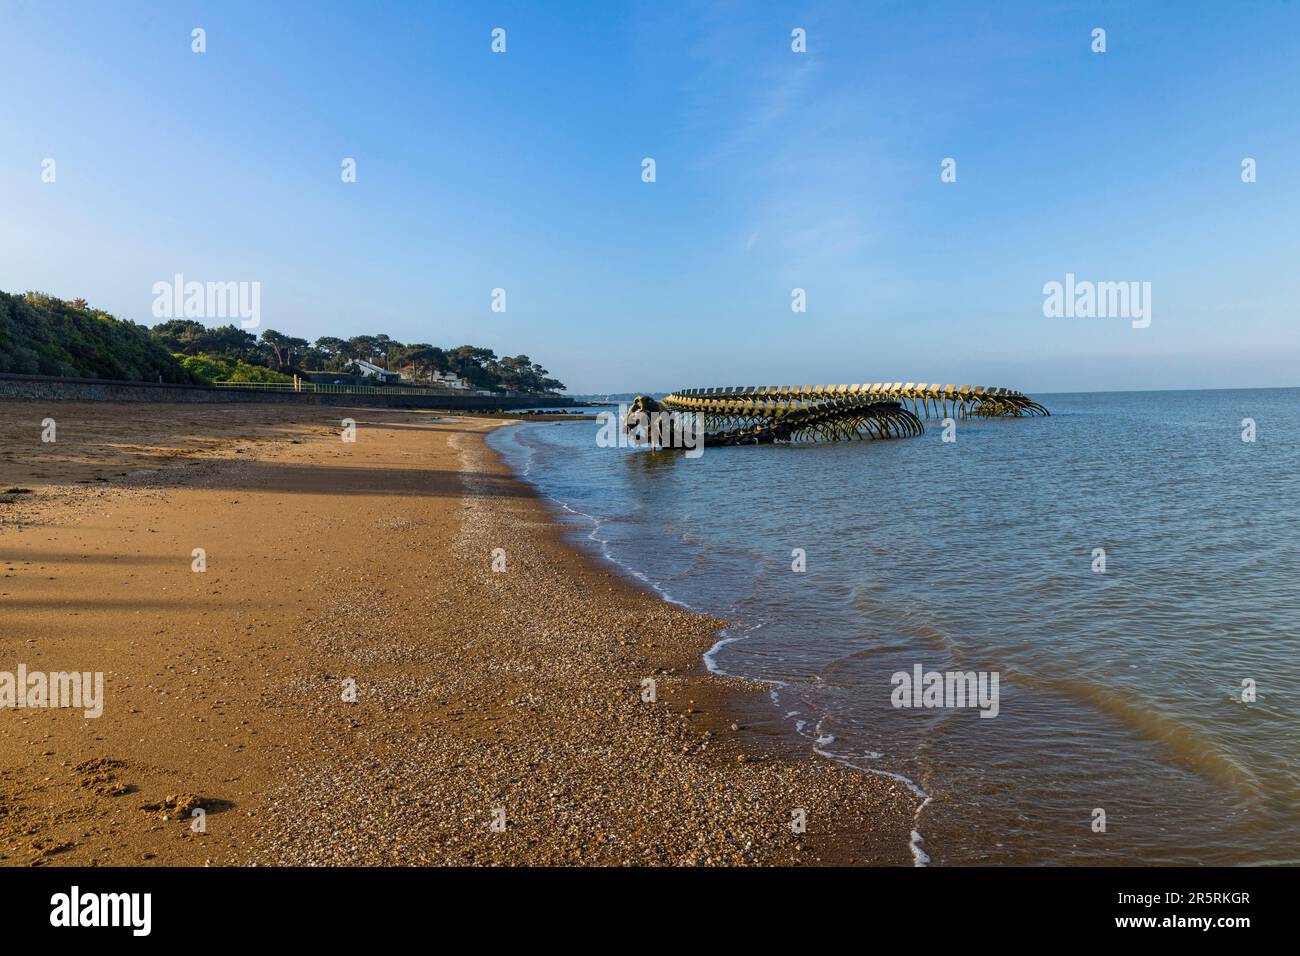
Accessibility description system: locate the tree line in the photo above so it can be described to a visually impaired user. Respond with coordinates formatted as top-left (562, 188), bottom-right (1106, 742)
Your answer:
top-left (0, 291), bottom-right (565, 393)
top-left (150, 320), bottom-right (565, 392)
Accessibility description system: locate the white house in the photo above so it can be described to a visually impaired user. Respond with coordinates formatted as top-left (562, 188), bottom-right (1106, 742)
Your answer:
top-left (430, 370), bottom-right (469, 389)
top-left (352, 359), bottom-right (401, 383)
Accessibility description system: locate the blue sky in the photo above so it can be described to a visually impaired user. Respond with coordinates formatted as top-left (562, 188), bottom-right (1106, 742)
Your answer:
top-left (2, 1), bottom-right (1297, 393)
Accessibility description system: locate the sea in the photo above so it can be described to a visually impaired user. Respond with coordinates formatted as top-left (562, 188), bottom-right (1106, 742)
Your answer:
top-left (489, 388), bottom-right (1300, 865)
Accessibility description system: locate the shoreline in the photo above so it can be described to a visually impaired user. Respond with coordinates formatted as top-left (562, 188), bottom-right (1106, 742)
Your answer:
top-left (1, 401), bottom-right (918, 866)
top-left (484, 420), bottom-right (938, 865)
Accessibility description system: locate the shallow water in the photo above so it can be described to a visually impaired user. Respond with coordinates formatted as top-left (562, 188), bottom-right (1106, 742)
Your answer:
top-left (488, 388), bottom-right (1300, 864)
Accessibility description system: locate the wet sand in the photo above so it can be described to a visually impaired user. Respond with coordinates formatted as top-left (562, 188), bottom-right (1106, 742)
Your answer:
top-left (0, 401), bottom-right (918, 866)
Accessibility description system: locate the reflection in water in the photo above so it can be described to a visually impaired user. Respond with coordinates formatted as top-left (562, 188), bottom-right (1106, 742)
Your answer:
top-left (623, 446), bottom-right (689, 475)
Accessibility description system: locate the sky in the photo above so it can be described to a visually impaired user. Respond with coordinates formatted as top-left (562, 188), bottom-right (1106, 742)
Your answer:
top-left (2, 0), bottom-right (1297, 394)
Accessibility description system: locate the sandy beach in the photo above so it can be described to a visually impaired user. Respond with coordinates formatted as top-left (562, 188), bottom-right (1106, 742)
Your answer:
top-left (0, 401), bottom-right (918, 866)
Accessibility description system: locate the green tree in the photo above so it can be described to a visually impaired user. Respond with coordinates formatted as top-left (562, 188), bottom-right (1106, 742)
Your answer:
top-left (179, 354), bottom-right (293, 384)
top-left (258, 329), bottom-right (310, 369)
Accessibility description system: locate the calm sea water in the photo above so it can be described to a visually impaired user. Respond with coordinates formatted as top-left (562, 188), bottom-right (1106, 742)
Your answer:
top-left (488, 389), bottom-right (1300, 865)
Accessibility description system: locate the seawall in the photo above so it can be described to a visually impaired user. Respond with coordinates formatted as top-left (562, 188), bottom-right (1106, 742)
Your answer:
top-left (0, 372), bottom-right (565, 410)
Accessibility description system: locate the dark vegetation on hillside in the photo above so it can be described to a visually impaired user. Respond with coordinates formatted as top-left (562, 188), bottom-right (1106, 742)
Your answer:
top-left (1, 292), bottom-right (566, 393)
top-left (0, 291), bottom-right (201, 383)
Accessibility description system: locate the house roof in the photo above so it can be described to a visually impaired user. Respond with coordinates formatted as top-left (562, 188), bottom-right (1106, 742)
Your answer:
top-left (353, 359), bottom-right (398, 377)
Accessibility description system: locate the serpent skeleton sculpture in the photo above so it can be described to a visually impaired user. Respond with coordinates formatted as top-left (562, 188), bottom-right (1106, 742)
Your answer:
top-left (624, 382), bottom-right (1048, 447)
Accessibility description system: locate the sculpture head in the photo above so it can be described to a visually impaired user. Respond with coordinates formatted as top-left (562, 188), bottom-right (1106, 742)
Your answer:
top-left (623, 395), bottom-right (662, 441)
